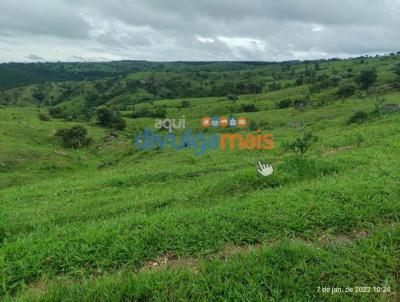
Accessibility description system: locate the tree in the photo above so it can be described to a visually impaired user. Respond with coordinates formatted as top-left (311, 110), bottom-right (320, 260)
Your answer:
top-left (55, 125), bottom-right (92, 149)
top-left (283, 133), bottom-right (318, 159)
top-left (96, 107), bottom-right (126, 130)
top-left (355, 69), bottom-right (377, 91)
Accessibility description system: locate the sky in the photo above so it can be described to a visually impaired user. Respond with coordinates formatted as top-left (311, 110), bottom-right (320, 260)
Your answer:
top-left (0, 0), bottom-right (400, 62)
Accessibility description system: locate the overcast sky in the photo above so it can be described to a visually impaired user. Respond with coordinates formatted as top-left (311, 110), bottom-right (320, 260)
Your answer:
top-left (0, 0), bottom-right (399, 62)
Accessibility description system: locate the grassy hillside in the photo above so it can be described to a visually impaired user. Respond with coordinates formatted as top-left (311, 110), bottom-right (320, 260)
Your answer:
top-left (0, 55), bottom-right (400, 301)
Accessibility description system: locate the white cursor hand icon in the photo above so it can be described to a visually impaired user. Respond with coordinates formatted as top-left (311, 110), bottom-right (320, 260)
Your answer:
top-left (257, 161), bottom-right (273, 177)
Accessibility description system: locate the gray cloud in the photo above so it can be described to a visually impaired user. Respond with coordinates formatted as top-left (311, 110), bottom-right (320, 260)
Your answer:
top-left (0, 0), bottom-right (399, 62)
top-left (25, 54), bottom-right (45, 61)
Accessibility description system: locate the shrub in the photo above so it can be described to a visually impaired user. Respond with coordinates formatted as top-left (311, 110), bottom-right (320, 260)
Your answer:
top-left (249, 120), bottom-right (258, 131)
top-left (337, 83), bottom-right (356, 98)
top-left (295, 76), bottom-right (304, 86)
top-left (227, 94), bottom-right (239, 101)
top-left (180, 100), bottom-right (190, 108)
top-left (277, 99), bottom-right (293, 109)
top-left (32, 91), bottom-right (45, 102)
top-left (240, 104), bottom-right (257, 112)
top-left (151, 108), bottom-right (166, 118)
top-left (283, 133), bottom-right (318, 158)
top-left (48, 107), bottom-right (66, 118)
top-left (131, 107), bottom-right (166, 119)
top-left (55, 125), bottom-right (92, 149)
top-left (131, 107), bottom-right (151, 118)
top-left (293, 99), bottom-right (308, 110)
top-left (347, 111), bottom-right (370, 124)
top-left (330, 75), bottom-right (342, 87)
top-left (38, 112), bottom-right (50, 121)
top-left (355, 69), bottom-right (377, 91)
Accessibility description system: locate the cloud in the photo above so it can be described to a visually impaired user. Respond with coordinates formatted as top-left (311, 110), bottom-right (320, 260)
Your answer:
top-left (0, 0), bottom-right (399, 62)
top-left (25, 54), bottom-right (45, 61)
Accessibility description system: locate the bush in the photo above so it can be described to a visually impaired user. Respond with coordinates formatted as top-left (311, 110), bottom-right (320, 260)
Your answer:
top-left (330, 75), bottom-right (342, 87)
top-left (38, 112), bottom-right (50, 121)
top-left (55, 125), bottom-right (92, 149)
top-left (96, 107), bottom-right (126, 130)
top-left (131, 107), bottom-right (151, 118)
top-left (293, 99), bottom-right (308, 110)
top-left (151, 108), bottom-right (166, 118)
top-left (180, 100), bottom-right (190, 108)
top-left (347, 111), bottom-right (370, 124)
top-left (249, 120), bottom-right (258, 131)
top-left (337, 83), bottom-right (356, 98)
top-left (355, 69), bottom-right (377, 91)
top-left (240, 104), bottom-right (257, 112)
top-left (277, 99), bottom-right (293, 109)
top-left (131, 107), bottom-right (166, 119)
top-left (33, 91), bottom-right (45, 102)
top-left (49, 107), bottom-right (66, 118)
top-left (227, 94), bottom-right (239, 101)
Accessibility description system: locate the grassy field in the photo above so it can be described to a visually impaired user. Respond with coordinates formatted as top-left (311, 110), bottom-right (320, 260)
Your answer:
top-left (0, 56), bottom-right (400, 301)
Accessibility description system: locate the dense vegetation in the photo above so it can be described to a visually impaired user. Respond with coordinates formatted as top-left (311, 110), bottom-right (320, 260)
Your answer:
top-left (0, 53), bottom-right (399, 301)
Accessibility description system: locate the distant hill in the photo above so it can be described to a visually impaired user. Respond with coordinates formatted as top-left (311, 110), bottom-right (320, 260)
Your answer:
top-left (0, 61), bottom-right (274, 91)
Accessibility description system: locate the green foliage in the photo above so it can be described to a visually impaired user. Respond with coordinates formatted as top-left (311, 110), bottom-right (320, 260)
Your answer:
top-left (347, 110), bottom-right (370, 124)
top-left (337, 82), bottom-right (356, 98)
top-left (180, 100), bottom-right (190, 108)
top-left (32, 90), bottom-right (45, 102)
top-left (48, 107), bottom-right (66, 118)
top-left (277, 98), bottom-right (293, 109)
top-left (240, 103), bottom-right (257, 112)
top-left (369, 96), bottom-right (386, 117)
top-left (227, 94), bottom-right (239, 101)
top-left (283, 133), bottom-right (318, 158)
top-left (329, 75), bottom-right (342, 87)
top-left (249, 120), bottom-right (258, 131)
top-left (355, 68), bottom-right (378, 90)
top-left (392, 63), bottom-right (400, 89)
top-left (130, 107), bottom-right (166, 118)
top-left (96, 107), bottom-right (126, 130)
top-left (55, 125), bottom-right (92, 149)
top-left (38, 112), bottom-right (50, 121)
